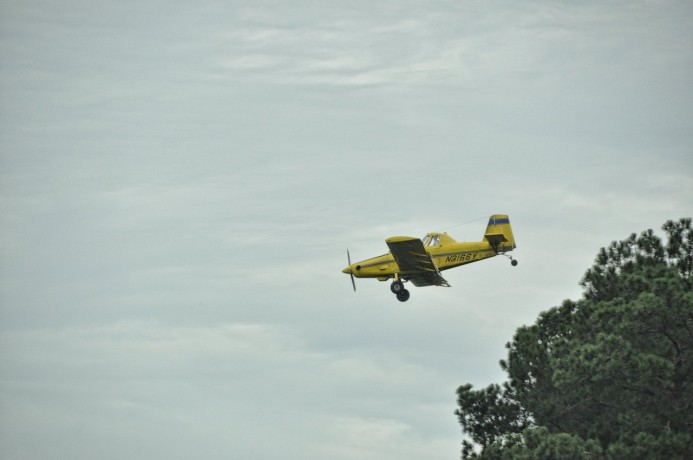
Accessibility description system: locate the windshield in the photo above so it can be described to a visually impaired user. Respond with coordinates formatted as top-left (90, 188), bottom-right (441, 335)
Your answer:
top-left (423, 235), bottom-right (440, 247)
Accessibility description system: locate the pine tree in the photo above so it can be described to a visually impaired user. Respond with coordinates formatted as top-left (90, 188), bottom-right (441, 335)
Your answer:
top-left (456, 218), bottom-right (693, 459)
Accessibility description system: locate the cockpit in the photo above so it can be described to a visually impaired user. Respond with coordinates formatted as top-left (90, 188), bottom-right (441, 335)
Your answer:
top-left (422, 234), bottom-right (441, 247)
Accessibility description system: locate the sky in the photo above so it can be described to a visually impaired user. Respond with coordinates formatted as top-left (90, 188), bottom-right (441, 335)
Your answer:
top-left (1, 0), bottom-right (692, 458)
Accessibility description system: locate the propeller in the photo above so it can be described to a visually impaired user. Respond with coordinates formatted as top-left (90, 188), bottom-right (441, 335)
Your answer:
top-left (347, 249), bottom-right (356, 292)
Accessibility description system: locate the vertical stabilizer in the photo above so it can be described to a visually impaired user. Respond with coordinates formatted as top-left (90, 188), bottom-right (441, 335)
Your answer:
top-left (483, 214), bottom-right (516, 252)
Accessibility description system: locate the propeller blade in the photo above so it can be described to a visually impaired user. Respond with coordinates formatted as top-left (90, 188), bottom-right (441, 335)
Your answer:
top-left (347, 249), bottom-right (356, 292)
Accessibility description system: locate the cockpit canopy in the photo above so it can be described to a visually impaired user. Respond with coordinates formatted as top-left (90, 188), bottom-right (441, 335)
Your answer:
top-left (422, 234), bottom-right (441, 247)
top-left (422, 232), bottom-right (456, 248)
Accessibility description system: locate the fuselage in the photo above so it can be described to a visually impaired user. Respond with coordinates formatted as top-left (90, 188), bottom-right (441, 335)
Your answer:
top-left (342, 233), bottom-right (499, 281)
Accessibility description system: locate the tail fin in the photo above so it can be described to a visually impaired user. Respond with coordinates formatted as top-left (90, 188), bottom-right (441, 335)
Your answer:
top-left (483, 214), bottom-right (516, 253)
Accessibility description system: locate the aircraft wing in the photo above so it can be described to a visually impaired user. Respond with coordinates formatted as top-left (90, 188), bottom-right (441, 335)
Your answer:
top-left (386, 236), bottom-right (450, 287)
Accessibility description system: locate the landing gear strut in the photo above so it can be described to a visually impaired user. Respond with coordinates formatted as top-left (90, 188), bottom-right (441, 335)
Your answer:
top-left (492, 242), bottom-right (518, 267)
top-left (390, 279), bottom-right (410, 302)
top-left (502, 253), bottom-right (518, 266)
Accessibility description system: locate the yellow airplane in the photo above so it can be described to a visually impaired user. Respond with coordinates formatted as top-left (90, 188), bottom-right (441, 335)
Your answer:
top-left (342, 214), bottom-right (517, 301)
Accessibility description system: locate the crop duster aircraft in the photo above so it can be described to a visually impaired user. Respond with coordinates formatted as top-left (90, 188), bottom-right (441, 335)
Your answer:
top-left (342, 214), bottom-right (517, 302)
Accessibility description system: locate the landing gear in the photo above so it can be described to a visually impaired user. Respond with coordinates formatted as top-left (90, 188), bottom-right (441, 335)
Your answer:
top-left (396, 289), bottom-right (410, 302)
top-left (502, 253), bottom-right (518, 266)
top-left (390, 280), bottom-right (405, 294)
top-left (390, 279), bottom-right (410, 302)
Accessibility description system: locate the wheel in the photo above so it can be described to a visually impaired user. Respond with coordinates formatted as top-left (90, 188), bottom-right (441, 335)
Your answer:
top-left (511, 259), bottom-right (518, 267)
top-left (390, 280), bottom-right (404, 294)
top-left (396, 289), bottom-right (410, 302)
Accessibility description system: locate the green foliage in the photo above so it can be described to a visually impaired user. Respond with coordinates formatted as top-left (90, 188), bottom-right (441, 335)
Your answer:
top-left (456, 218), bottom-right (693, 459)
top-left (455, 383), bottom-right (528, 449)
top-left (475, 427), bottom-right (604, 460)
top-left (580, 217), bottom-right (692, 301)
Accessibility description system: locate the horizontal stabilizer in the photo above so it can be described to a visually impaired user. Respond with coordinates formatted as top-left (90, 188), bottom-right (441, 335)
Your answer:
top-left (484, 232), bottom-right (508, 246)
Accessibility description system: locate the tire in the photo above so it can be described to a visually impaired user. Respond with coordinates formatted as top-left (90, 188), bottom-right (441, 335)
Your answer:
top-left (396, 289), bottom-right (410, 302)
top-left (390, 280), bottom-right (404, 294)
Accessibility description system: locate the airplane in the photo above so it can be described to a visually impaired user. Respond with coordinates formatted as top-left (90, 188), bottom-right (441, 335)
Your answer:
top-left (342, 214), bottom-right (517, 302)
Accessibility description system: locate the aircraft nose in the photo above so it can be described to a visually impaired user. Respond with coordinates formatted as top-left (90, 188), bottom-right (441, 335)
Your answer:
top-left (342, 266), bottom-right (353, 274)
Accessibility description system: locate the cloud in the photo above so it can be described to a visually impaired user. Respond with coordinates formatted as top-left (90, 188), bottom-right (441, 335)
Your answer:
top-left (1, 1), bottom-right (692, 459)
top-left (0, 320), bottom-right (461, 459)
top-left (312, 414), bottom-right (457, 460)
top-left (315, 416), bottom-right (412, 459)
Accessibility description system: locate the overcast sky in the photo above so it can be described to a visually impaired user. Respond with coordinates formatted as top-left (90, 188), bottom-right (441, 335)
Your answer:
top-left (1, 1), bottom-right (692, 459)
